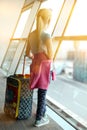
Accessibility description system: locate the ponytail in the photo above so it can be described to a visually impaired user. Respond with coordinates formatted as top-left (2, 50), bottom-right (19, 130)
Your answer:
top-left (36, 8), bottom-right (52, 50)
top-left (36, 16), bottom-right (44, 50)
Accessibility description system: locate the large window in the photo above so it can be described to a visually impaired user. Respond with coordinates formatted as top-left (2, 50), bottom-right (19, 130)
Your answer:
top-left (1, 0), bottom-right (87, 129)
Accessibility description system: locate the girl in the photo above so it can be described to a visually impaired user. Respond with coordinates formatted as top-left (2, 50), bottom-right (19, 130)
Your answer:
top-left (26, 8), bottom-right (53, 127)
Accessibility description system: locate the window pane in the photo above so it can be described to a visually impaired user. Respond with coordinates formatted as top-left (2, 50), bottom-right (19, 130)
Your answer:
top-left (40, 0), bottom-right (64, 34)
top-left (31, 0), bottom-right (64, 33)
top-left (65, 0), bottom-right (87, 35)
top-left (13, 9), bottom-right (31, 38)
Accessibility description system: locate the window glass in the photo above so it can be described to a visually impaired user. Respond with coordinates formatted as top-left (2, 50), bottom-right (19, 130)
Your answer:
top-left (32, 0), bottom-right (64, 34)
top-left (65, 0), bottom-right (87, 35)
top-left (13, 9), bottom-right (31, 38)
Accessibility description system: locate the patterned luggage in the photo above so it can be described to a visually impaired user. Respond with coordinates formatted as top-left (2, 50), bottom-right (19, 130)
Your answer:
top-left (4, 56), bottom-right (33, 119)
top-left (4, 74), bottom-right (33, 119)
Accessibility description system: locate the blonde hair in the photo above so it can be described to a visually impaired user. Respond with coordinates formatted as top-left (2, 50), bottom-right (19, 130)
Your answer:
top-left (36, 8), bottom-right (52, 33)
top-left (36, 8), bottom-right (52, 49)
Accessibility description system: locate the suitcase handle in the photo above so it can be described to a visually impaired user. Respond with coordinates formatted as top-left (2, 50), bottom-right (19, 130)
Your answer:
top-left (22, 56), bottom-right (30, 78)
top-left (22, 55), bottom-right (30, 77)
top-left (22, 55), bottom-right (26, 75)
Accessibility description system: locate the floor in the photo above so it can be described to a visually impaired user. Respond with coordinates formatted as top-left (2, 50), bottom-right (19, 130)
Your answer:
top-left (0, 73), bottom-right (63, 130)
top-left (0, 105), bottom-right (63, 130)
top-left (0, 69), bottom-right (87, 130)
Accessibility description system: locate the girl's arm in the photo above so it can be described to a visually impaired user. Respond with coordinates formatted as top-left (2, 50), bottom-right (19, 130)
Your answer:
top-left (45, 38), bottom-right (53, 60)
top-left (25, 38), bottom-right (34, 59)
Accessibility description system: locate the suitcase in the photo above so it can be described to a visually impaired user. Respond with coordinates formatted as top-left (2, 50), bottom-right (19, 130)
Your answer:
top-left (4, 57), bottom-right (33, 119)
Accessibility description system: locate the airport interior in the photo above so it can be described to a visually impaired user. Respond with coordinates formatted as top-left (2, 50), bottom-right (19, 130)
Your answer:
top-left (0, 0), bottom-right (87, 130)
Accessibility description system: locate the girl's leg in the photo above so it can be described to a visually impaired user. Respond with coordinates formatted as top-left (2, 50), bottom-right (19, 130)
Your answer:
top-left (36, 88), bottom-right (47, 120)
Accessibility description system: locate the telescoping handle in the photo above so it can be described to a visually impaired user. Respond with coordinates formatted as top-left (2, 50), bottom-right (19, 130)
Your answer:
top-left (22, 55), bottom-right (26, 75)
top-left (22, 56), bottom-right (30, 78)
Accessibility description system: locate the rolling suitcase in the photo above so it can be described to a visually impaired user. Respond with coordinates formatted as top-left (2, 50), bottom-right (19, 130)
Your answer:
top-left (4, 56), bottom-right (33, 119)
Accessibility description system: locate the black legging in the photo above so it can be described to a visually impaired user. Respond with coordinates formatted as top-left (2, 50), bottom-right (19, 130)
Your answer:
top-left (36, 88), bottom-right (47, 120)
